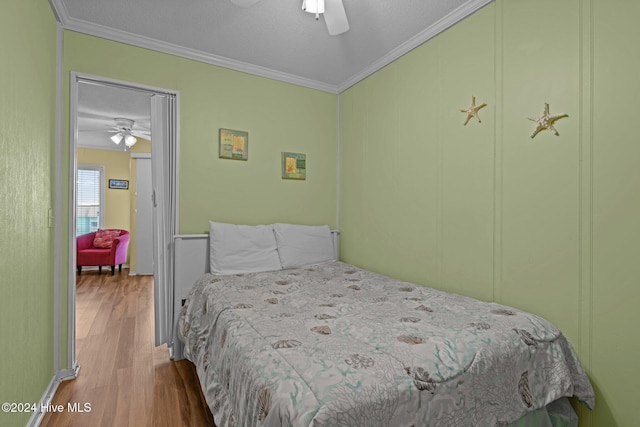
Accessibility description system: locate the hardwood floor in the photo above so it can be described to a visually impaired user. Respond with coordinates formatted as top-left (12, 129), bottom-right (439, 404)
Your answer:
top-left (41, 270), bottom-right (214, 427)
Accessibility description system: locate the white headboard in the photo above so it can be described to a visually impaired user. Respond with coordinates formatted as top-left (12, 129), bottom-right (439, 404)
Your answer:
top-left (171, 230), bottom-right (339, 359)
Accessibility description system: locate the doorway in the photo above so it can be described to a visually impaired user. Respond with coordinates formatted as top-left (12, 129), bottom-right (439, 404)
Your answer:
top-left (68, 73), bottom-right (179, 373)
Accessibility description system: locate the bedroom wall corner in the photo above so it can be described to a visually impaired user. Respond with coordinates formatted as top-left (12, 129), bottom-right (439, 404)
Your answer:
top-left (339, 3), bottom-right (496, 301)
top-left (339, 0), bottom-right (640, 425)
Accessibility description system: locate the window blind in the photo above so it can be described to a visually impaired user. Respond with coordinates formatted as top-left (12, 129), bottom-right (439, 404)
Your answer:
top-left (76, 168), bottom-right (102, 236)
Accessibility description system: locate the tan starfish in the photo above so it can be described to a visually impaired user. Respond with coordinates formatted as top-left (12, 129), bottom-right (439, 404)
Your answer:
top-left (528, 103), bottom-right (568, 139)
top-left (460, 96), bottom-right (487, 126)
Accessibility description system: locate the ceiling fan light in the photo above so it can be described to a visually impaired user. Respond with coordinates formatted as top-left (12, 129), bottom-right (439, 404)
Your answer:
top-left (110, 133), bottom-right (123, 144)
top-left (302, 0), bottom-right (324, 14)
top-left (124, 134), bottom-right (137, 147)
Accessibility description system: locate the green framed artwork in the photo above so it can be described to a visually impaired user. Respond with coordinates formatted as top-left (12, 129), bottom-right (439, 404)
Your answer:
top-left (219, 128), bottom-right (248, 160)
top-left (281, 152), bottom-right (306, 180)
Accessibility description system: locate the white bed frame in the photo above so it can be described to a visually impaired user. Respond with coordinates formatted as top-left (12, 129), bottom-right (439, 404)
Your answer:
top-left (172, 230), bottom-right (340, 360)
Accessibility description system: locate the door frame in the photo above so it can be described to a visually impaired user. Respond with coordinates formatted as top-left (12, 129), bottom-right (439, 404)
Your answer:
top-left (65, 72), bottom-right (179, 374)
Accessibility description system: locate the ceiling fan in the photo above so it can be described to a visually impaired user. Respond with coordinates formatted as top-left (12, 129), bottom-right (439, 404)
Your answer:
top-left (105, 117), bottom-right (150, 149)
top-left (230, 0), bottom-right (349, 35)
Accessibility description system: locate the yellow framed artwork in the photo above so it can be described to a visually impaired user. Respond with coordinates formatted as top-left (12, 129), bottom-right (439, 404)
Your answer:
top-left (281, 152), bottom-right (306, 180)
top-left (219, 128), bottom-right (248, 160)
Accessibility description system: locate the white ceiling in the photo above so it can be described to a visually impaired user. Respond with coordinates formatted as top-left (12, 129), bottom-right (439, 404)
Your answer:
top-left (76, 82), bottom-right (152, 151)
top-left (50, 0), bottom-right (493, 94)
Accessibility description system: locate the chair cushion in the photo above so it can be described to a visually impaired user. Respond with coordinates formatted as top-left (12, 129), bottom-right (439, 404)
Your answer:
top-left (93, 229), bottom-right (121, 249)
top-left (77, 248), bottom-right (112, 266)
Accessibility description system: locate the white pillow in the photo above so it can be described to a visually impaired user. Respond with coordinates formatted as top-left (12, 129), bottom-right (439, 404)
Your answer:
top-left (273, 223), bottom-right (336, 269)
top-left (209, 221), bottom-right (282, 275)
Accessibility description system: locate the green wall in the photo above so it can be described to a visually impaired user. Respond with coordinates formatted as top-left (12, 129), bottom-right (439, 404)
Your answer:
top-left (60, 30), bottom-right (337, 367)
top-left (0, 2), bottom-right (57, 427)
top-left (591, 1), bottom-right (640, 424)
top-left (340, 0), bottom-right (639, 426)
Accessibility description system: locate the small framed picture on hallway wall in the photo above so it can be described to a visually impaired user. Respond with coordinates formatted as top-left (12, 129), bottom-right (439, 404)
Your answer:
top-left (109, 179), bottom-right (129, 190)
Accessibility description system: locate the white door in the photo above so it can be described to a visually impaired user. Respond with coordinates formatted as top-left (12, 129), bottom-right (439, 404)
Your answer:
top-left (151, 93), bottom-right (177, 350)
top-left (135, 158), bottom-right (154, 275)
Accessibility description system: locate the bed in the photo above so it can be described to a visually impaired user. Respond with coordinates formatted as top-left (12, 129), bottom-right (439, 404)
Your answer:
top-left (176, 222), bottom-right (594, 427)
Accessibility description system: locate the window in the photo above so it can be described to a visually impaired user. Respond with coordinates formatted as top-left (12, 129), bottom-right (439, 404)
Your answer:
top-left (76, 165), bottom-right (105, 236)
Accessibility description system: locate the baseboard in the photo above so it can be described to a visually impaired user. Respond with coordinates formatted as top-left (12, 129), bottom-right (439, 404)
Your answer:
top-left (25, 363), bottom-right (80, 427)
top-left (128, 271), bottom-right (155, 277)
top-left (78, 264), bottom-right (130, 273)
top-left (25, 376), bottom-right (59, 427)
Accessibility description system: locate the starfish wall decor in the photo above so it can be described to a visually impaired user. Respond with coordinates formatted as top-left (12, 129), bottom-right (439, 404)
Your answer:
top-left (460, 96), bottom-right (487, 126)
top-left (528, 103), bottom-right (568, 139)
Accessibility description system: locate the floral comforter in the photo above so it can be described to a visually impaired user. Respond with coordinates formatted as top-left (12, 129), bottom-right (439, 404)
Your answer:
top-left (178, 261), bottom-right (594, 427)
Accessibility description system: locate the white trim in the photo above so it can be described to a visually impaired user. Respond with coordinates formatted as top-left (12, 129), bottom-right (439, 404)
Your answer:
top-left (25, 375), bottom-right (60, 427)
top-left (336, 0), bottom-right (494, 93)
top-left (174, 233), bottom-right (209, 240)
top-left (49, 0), bottom-right (69, 23)
top-left (130, 152), bottom-right (152, 159)
top-left (68, 73), bottom-right (79, 373)
top-left (47, 0), bottom-right (62, 22)
top-left (331, 229), bottom-right (340, 260)
top-left (75, 73), bottom-right (178, 97)
top-left (53, 21), bottom-right (63, 382)
top-left (335, 95), bottom-right (341, 232)
top-left (25, 364), bottom-right (80, 427)
top-left (174, 93), bottom-right (181, 231)
top-left (48, 0), bottom-right (492, 95)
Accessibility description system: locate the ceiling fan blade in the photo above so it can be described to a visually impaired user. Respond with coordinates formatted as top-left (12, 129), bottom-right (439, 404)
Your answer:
top-left (229, 0), bottom-right (261, 7)
top-left (324, 0), bottom-right (349, 35)
top-left (131, 130), bottom-right (151, 138)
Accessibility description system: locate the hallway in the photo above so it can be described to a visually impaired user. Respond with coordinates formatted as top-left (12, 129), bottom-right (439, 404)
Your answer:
top-left (41, 271), bottom-right (213, 426)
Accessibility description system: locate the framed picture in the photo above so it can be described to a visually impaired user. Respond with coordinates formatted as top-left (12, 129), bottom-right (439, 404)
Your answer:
top-left (219, 128), bottom-right (248, 160)
top-left (281, 152), bottom-right (306, 180)
top-left (108, 179), bottom-right (129, 190)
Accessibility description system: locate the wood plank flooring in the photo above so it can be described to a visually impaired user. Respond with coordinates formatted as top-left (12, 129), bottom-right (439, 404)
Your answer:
top-left (41, 270), bottom-right (214, 427)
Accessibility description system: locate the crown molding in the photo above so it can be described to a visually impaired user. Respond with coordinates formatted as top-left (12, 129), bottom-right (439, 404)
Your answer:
top-left (49, 0), bottom-right (492, 95)
top-left (48, 0), bottom-right (64, 22)
top-left (48, 0), bottom-right (339, 94)
top-left (337, 0), bottom-right (494, 93)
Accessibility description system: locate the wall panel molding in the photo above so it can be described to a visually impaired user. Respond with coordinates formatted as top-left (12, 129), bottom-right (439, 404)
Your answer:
top-left (578, 0), bottom-right (594, 372)
top-left (578, 0), bottom-right (593, 423)
top-left (492, 0), bottom-right (504, 304)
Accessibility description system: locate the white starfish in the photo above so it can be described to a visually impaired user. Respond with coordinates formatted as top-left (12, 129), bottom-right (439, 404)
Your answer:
top-left (460, 96), bottom-right (487, 126)
top-left (528, 103), bottom-right (568, 139)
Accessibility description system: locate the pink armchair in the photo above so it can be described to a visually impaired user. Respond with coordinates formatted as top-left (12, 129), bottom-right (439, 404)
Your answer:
top-left (76, 229), bottom-right (130, 275)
